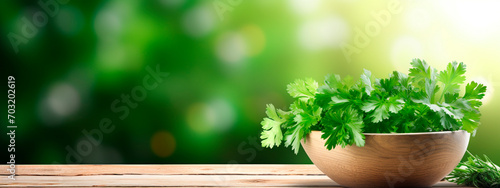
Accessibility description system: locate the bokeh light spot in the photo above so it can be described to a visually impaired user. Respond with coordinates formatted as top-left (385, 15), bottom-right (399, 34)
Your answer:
top-left (290, 0), bottom-right (321, 15)
top-left (151, 131), bottom-right (176, 158)
top-left (94, 2), bottom-right (126, 41)
top-left (185, 98), bottom-right (236, 133)
top-left (438, 0), bottom-right (500, 41)
top-left (390, 36), bottom-right (423, 72)
top-left (182, 4), bottom-right (215, 38)
top-left (298, 16), bottom-right (349, 50)
top-left (38, 82), bottom-right (81, 126)
top-left (93, 1), bottom-right (146, 72)
top-left (49, 83), bottom-right (81, 117)
top-left (404, 7), bottom-right (431, 32)
top-left (207, 98), bottom-right (236, 132)
top-left (215, 32), bottom-right (247, 66)
top-left (240, 24), bottom-right (266, 56)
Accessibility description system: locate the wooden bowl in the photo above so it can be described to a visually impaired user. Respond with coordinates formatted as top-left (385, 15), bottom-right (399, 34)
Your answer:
top-left (301, 130), bottom-right (470, 188)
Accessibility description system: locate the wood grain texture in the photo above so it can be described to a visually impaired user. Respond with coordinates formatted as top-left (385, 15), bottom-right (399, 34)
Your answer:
top-left (0, 165), bottom-right (324, 176)
top-left (302, 131), bottom-right (470, 188)
top-left (0, 165), bottom-right (472, 187)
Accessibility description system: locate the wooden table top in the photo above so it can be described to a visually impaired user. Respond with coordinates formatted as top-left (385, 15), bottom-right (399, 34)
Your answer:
top-left (0, 165), bottom-right (472, 187)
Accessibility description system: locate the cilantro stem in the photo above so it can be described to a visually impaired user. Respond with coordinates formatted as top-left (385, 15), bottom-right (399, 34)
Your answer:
top-left (439, 84), bottom-right (449, 103)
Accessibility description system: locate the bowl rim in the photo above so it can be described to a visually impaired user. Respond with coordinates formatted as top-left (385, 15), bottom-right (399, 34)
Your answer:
top-left (310, 130), bottom-right (468, 136)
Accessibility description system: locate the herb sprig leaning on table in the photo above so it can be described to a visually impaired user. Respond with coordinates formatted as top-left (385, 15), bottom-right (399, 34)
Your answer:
top-left (447, 151), bottom-right (500, 188)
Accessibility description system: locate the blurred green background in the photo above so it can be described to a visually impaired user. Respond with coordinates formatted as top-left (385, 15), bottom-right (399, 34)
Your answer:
top-left (1, 0), bottom-right (499, 164)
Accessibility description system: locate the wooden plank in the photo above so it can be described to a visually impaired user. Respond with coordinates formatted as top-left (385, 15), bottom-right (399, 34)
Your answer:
top-left (0, 165), bottom-right (472, 187)
top-left (0, 165), bottom-right (323, 176)
top-left (0, 175), bottom-right (471, 187)
top-left (0, 175), bottom-right (336, 187)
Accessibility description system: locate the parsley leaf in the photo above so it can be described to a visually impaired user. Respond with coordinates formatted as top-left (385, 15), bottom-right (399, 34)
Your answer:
top-left (360, 69), bottom-right (374, 95)
top-left (409, 58), bottom-right (434, 88)
top-left (464, 81), bottom-right (487, 100)
top-left (461, 81), bottom-right (487, 133)
top-left (361, 96), bottom-right (404, 123)
top-left (260, 104), bottom-right (291, 148)
top-left (285, 99), bottom-right (322, 154)
top-left (438, 61), bottom-right (466, 102)
top-left (409, 58), bottom-right (440, 103)
top-left (284, 79), bottom-right (323, 154)
top-left (287, 78), bottom-right (318, 101)
top-left (321, 107), bottom-right (365, 150)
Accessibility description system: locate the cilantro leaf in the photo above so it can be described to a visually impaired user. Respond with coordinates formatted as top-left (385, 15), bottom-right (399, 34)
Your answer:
top-left (285, 99), bottom-right (322, 154)
top-left (425, 77), bottom-right (440, 103)
top-left (324, 74), bottom-right (343, 91)
top-left (462, 110), bottom-right (481, 134)
top-left (409, 58), bottom-right (440, 103)
top-left (284, 80), bottom-right (323, 154)
top-left (409, 58), bottom-right (433, 88)
top-left (287, 78), bottom-right (318, 101)
top-left (438, 62), bottom-right (466, 102)
top-left (260, 104), bottom-right (291, 148)
top-left (464, 81), bottom-right (487, 100)
top-left (290, 100), bottom-right (322, 127)
top-left (377, 76), bottom-right (399, 95)
top-left (321, 107), bottom-right (365, 150)
top-left (412, 97), bottom-right (463, 131)
top-left (360, 69), bottom-right (374, 95)
top-left (362, 96), bottom-right (404, 123)
top-left (460, 81), bottom-right (487, 133)
top-left (283, 124), bottom-right (304, 154)
top-left (393, 71), bottom-right (410, 89)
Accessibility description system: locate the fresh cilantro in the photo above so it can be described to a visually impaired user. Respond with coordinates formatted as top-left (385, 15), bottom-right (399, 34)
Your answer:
top-left (461, 81), bottom-right (487, 133)
top-left (260, 59), bottom-right (487, 153)
top-left (285, 99), bottom-right (322, 154)
top-left (409, 59), bottom-right (440, 103)
top-left (361, 96), bottom-right (405, 123)
top-left (287, 78), bottom-right (318, 101)
top-left (360, 69), bottom-right (374, 95)
top-left (260, 104), bottom-right (290, 148)
top-left (464, 81), bottom-right (487, 100)
top-left (437, 61), bottom-right (466, 102)
top-left (321, 107), bottom-right (365, 149)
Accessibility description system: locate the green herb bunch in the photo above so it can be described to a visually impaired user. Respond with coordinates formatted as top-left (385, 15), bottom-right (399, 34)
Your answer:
top-left (260, 59), bottom-right (487, 154)
top-left (446, 151), bottom-right (500, 188)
